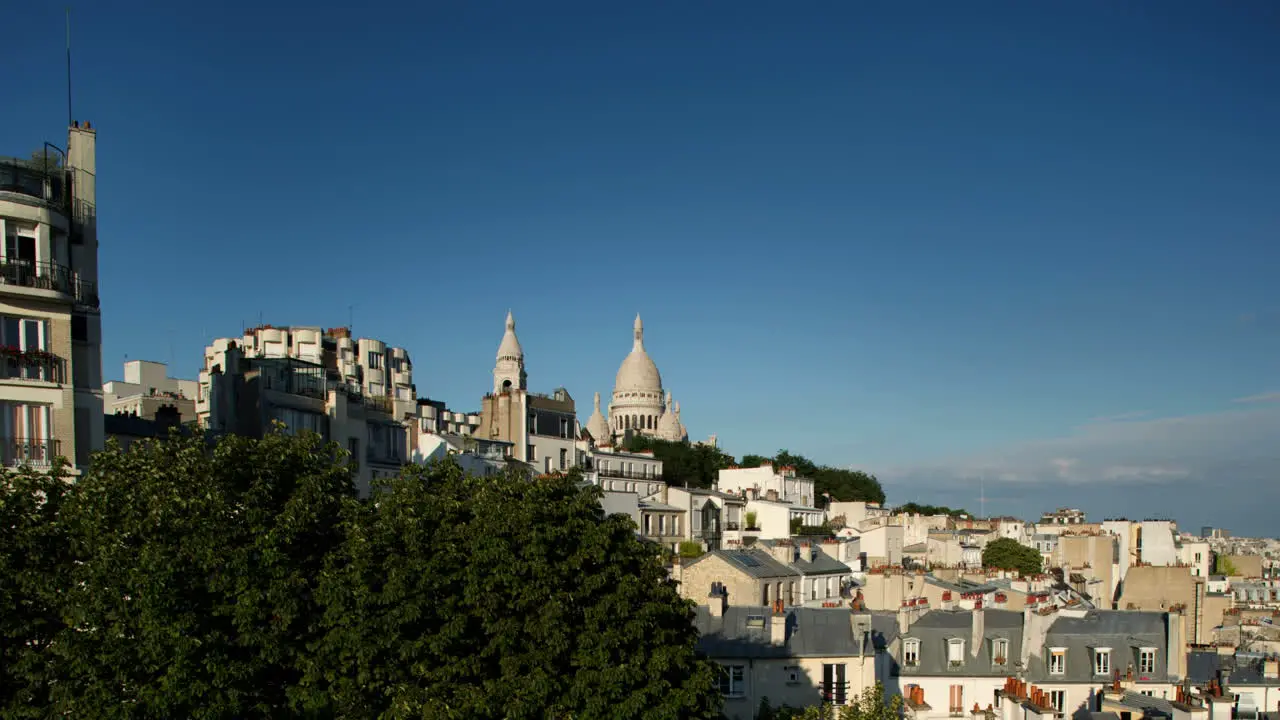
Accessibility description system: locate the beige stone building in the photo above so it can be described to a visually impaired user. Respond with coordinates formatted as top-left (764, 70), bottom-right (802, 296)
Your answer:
top-left (196, 326), bottom-right (416, 496)
top-left (473, 312), bottom-right (582, 473)
top-left (584, 314), bottom-right (688, 445)
top-left (103, 360), bottom-right (196, 422)
top-left (695, 598), bottom-right (880, 719)
top-left (0, 121), bottom-right (103, 471)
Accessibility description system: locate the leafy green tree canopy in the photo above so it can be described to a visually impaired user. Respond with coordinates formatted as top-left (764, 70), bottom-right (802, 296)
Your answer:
top-left (897, 502), bottom-right (970, 517)
top-left (981, 537), bottom-right (1044, 577)
top-left (0, 430), bottom-right (722, 719)
top-left (740, 449), bottom-right (885, 505)
top-left (758, 682), bottom-right (905, 720)
top-left (622, 434), bottom-right (734, 489)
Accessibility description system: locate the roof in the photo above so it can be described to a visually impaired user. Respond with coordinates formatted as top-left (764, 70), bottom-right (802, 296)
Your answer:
top-left (897, 609), bottom-right (1025, 677)
top-left (713, 549), bottom-right (799, 579)
top-left (755, 540), bottom-right (853, 576)
top-left (1024, 610), bottom-right (1171, 684)
top-left (694, 605), bottom-right (876, 659)
top-left (903, 543), bottom-right (928, 553)
top-left (638, 499), bottom-right (684, 513)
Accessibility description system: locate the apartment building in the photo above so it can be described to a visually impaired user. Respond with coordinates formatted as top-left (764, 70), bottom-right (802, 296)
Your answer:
top-left (891, 606), bottom-right (1183, 720)
top-left (103, 359), bottom-right (197, 421)
top-left (697, 598), bottom-right (881, 719)
top-left (0, 121), bottom-right (103, 471)
top-left (195, 326), bottom-right (415, 496)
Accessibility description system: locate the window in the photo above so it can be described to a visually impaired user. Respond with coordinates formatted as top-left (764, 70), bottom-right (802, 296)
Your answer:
top-left (1140, 691), bottom-right (1154, 697)
top-left (1094, 648), bottom-right (1111, 676)
top-left (1049, 649), bottom-right (1066, 674)
top-left (71, 314), bottom-right (88, 342)
top-left (0, 401), bottom-right (52, 466)
top-left (785, 666), bottom-right (801, 685)
top-left (903, 639), bottom-right (921, 667)
top-left (993, 638), bottom-right (1009, 665)
top-left (717, 664), bottom-right (745, 697)
top-left (949, 685), bottom-right (964, 715)
top-left (1139, 648), bottom-right (1157, 674)
top-left (745, 615), bottom-right (765, 629)
top-left (560, 417), bottom-right (570, 438)
top-left (1049, 690), bottom-right (1065, 712)
top-left (947, 639), bottom-right (965, 667)
top-left (366, 352), bottom-right (382, 369)
top-left (822, 663), bottom-right (848, 705)
top-left (0, 316), bottom-right (50, 380)
top-left (559, 448), bottom-right (567, 469)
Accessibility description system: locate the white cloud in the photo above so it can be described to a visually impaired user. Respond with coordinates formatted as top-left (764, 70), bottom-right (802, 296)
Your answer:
top-left (1233, 391), bottom-right (1280, 404)
top-left (878, 400), bottom-right (1280, 489)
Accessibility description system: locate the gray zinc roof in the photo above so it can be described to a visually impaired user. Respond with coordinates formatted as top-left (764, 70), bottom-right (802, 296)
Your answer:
top-left (897, 609), bottom-right (1025, 678)
top-left (716, 548), bottom-right (799, 579)
top-left (1024, 611), bottom-right (1170, 684)
top-left (695, 605), bottom-right (876, 659)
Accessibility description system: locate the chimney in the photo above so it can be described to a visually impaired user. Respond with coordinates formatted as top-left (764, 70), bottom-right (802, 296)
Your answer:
top-left (850, 610), bottom-right (873, 655)
top-left (708, 582), bottom-right (727, 618)
top-left (898, 603), bottom-right (913, 634)
top-left (768, 541), bottom-right (794, 566)
top-left (771, 600), bottom-right (788, 646)
top-left (1166, 609), bottom-right (1186, 681)
top-left (971, 603), bottom-right (986, 658)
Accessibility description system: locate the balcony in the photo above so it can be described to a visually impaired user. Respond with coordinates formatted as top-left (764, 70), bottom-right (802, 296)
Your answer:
top-left (0, 159), bottom-right (65, 206)
top-left (0, 259), bottom-right (99, 308)
top-left (0, 349), bottom-right (65, 383)
top-left (1, 437), bottom-right (61, 468)
top-left (594, 467), bottom-right (659, 481)
top-left (821, 682), bottom-right (849, 706)
top-left (365, 447), bottom-right (404, 467)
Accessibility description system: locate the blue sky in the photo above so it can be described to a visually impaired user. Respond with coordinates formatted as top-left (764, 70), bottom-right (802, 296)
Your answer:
top-left (4, 1), bottom-right (1279, 534)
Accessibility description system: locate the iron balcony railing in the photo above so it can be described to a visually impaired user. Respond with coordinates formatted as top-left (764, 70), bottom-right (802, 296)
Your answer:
top-left (1, 437), bottom-right (61, 467)
top-left (0, 259), bottom-right (99, 308)
top-left (593, 468), bottom-right (660, 481)
top-left (0, 349), bottom-right (65, 383)
top-left (821, 681), bottom-right (849, 705)
top-left (0, 159), bottom-right (65, 206)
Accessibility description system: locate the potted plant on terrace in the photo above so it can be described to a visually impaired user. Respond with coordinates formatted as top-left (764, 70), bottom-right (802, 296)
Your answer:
top-left (745, 511), bottom-right (759, 531)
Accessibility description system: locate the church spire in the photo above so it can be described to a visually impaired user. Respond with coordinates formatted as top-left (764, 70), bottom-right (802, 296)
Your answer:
top-left (493, 310), bottom-right (527, 393)
top-left (633, 313), bottom-right (644, 351)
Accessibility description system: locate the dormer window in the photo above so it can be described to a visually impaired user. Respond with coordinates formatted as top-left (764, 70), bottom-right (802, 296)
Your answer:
top-left (903, 638), bottom-right (921, 667)
top-left (1139, 647), bottom-right (1157, 674)
top-left (992, 638), bottom-right (1009, 665)
top-left (1049, 647), bottom-right (1066, 674)
top-left (947, 639), bottom-right (965, 668)
top-left (1094, 647), bottom-right (1112, 676)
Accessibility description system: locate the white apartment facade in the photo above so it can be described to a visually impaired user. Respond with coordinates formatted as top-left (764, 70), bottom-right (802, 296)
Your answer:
top-left (103, 359), bottom-right (197, 421)
top-left (718, 462), bottom-right (817, 507)
top-left (196, 325), bottom-right (418, 496)
top-left (0, 121), bottom-right (103, 471)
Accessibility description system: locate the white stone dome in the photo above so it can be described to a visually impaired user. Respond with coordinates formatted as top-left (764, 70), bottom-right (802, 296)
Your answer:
top-left (614, 314), bottom-right (662, 394)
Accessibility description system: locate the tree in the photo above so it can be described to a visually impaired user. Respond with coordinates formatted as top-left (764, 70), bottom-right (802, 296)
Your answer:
top-left (41, 430), bottom-right (353, 718)
top-left (756, 449), bottom-right (886, 506)
top-left (982, 537), bottom-right (1043, 576)
top-left (1, 431), bottom-right (723, 718)
top-left (1, 460), bottom-right (75, 713)
top-left (1215, 555), bottom-right (1239, 576)
top-left (678, 539), bottom-right (705, 558)
top-left (758, 683), bottom-right (904, 720)
top-left (897, 502), bottom-right (970, 518)
top-left (623, 434), bottom-right (734, 489)
top-left (310, 461), bottom-right (722, 718)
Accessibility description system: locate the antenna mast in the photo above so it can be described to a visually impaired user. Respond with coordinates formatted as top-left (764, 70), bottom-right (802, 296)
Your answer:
top-left (66, 8), bottom-right (73, 128)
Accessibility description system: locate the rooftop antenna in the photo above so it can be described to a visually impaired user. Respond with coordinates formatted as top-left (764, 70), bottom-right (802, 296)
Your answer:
top-left (348, 304), bottom-right (354, 331)
top-left (980, 471), bottom-right (986, 520)
top-left (66, 8), bottom-right (73, 128)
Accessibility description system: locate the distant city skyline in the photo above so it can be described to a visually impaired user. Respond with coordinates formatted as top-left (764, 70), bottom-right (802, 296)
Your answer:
top-left (5, 0), bottom-right (1277, 534)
